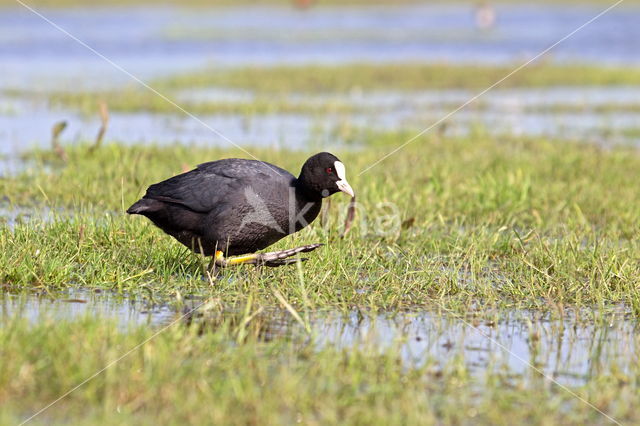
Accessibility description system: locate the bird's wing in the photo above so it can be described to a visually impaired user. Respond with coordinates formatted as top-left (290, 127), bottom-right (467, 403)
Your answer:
top-left (143, 159), bottom-right (293, 213)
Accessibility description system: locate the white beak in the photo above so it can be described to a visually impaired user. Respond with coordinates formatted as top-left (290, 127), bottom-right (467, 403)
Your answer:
top-left (334, 161), bottom-right (354, 197)
top-left (337, 179), bottom-right (355, 197)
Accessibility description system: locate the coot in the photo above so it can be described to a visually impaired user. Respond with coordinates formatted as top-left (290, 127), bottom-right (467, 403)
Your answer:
top-left (127, 152), bottom-right (354, 267)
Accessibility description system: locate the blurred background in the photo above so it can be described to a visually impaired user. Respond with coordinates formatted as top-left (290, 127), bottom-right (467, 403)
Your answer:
top-left (1, 0), bottom-right (639, 170)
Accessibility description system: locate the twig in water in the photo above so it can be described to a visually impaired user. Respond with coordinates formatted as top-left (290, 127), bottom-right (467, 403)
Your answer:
top-left (90, 101), bottom-right (109, 153)
top-left (341, 195), bottom-right (356, 237)
top-left (51, 120), bottom-right (68, 162)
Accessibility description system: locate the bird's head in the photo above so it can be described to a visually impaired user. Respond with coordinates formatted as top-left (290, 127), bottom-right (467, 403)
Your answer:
top-left (298, 152), bottom-right (354, 199)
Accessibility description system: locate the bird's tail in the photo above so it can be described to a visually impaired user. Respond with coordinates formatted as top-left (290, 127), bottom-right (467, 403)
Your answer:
top-left (126, 198), bottom-right (161, 215)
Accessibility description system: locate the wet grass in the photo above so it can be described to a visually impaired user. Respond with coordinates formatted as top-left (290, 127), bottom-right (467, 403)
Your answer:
top-left (2, 132), bottom-right (640, 424)
top-left (1, 312), bottom-right (638, 424)
top-left (20, 62), bottom-right (640, 117)
top-left (522, 102), bottom-right (640, 114)
top-left (3, 3), bottom-right (640, 422)
top-left (44, 88), bottom-right (358, 116)
top-left (2, 311), bottom-right (640, 425)
top-left (2, 133), bottom-right (640, 312)
top-left (158, 63), bottom-right (640, 94)
top-left (4, 76), bottom-right (640, 423)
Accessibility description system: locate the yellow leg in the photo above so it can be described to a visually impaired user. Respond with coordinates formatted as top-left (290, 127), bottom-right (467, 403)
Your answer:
top-left (214, 250), bottom-right (259, 267)
top-left (213, 244), bottom-right (323, 268)
top-left (224, 254), bottom-right (260, 265)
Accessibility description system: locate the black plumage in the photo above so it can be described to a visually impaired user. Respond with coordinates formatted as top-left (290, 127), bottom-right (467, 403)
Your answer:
top-left (127, 152), bottom-right (354, 258)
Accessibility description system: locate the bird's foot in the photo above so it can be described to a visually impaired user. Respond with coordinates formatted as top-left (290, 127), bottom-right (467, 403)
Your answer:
top-left (213, 243), bottom-right (324, 268)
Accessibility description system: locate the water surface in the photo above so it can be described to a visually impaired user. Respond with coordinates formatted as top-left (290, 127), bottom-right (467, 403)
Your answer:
top-left (3, 289), bottom-right (637, 386)
top-left (2, 4), bottom-right (639, 91)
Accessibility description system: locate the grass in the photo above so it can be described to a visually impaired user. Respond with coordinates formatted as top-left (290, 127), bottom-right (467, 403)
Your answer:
top-left (3, 2), bottom-right (640, 422)
top-left (3, 125), bottom-right (640, 425)
top-left (1, 312), bottom-right (639, 425)
top-left (43, 88), bottom-right (358, 116)
top-left (2, 132), bottom-right (640, 312)
top-left (157, 63), bottom-right (640, 94)
top-left (4, 62), bottom-right (640, 425)
top-left (17, 62), bottom-right (640, 117)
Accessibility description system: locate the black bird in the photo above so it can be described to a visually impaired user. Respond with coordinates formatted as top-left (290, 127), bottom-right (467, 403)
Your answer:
top-left (127, 152), bottom-right (354, 267)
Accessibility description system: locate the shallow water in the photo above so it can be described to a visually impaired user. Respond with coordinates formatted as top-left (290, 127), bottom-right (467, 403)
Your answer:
top-left (1, 2), bottom-right (639, 405)
top-left (3, 289), bottom-right (637, 386)
top-left (1, 4), bottom-right (639, 91)
top-left (309, 308), bottom-right (639, 385)
top-left (178, 85), bottom-right (640, 144)
top-left (1, 289), bottom-right (175, 328)
top-left (0, 99), bottom-right (350, 167)
top-left (0, 204), bottom-right (59, 228)
top-left (1, 3), bottom-right (640, 162)
top-left (2, 84), bottom-right (639, 167)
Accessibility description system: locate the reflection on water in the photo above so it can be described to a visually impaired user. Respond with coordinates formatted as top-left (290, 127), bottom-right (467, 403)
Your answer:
top-left (311, 309), bottom-right (638, 386)
top-left (1, 4), bottom-right (640, 164)
top-left (0, 204), bottom-right (59, 228)
top-left (0, 100), bottom-right (348, 168)
top-left (3, 289), bottom-right (637, 386)
top-left (1, 289), bottom-right (175, 328)
top-left (2, 85), bottom-right (640, 169)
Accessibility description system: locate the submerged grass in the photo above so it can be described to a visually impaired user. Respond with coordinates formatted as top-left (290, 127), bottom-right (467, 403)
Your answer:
top-left (2, 133), bottom-right (640, 312)
top-left (2, 314), bottom-right (638, 425)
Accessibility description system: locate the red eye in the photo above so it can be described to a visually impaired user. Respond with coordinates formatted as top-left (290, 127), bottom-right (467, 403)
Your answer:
top-left (326, 167), bottom-right (332, 174)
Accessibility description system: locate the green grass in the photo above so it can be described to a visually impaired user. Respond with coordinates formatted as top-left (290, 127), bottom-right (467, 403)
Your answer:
top-left (158, 63), bottom-right (640, 94)
top-left (1, 313), bottom-right (639, 425)
top-left (3, 130), bottom-right (640, 424)
top-left (3, 3), bottom-right (640, 423)
top-left (43, 88), bottom-right (358, 116)
top-left (21, 62), bottom-right (640, 117)
top-left (2, 133), bottom-right (640, 312)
